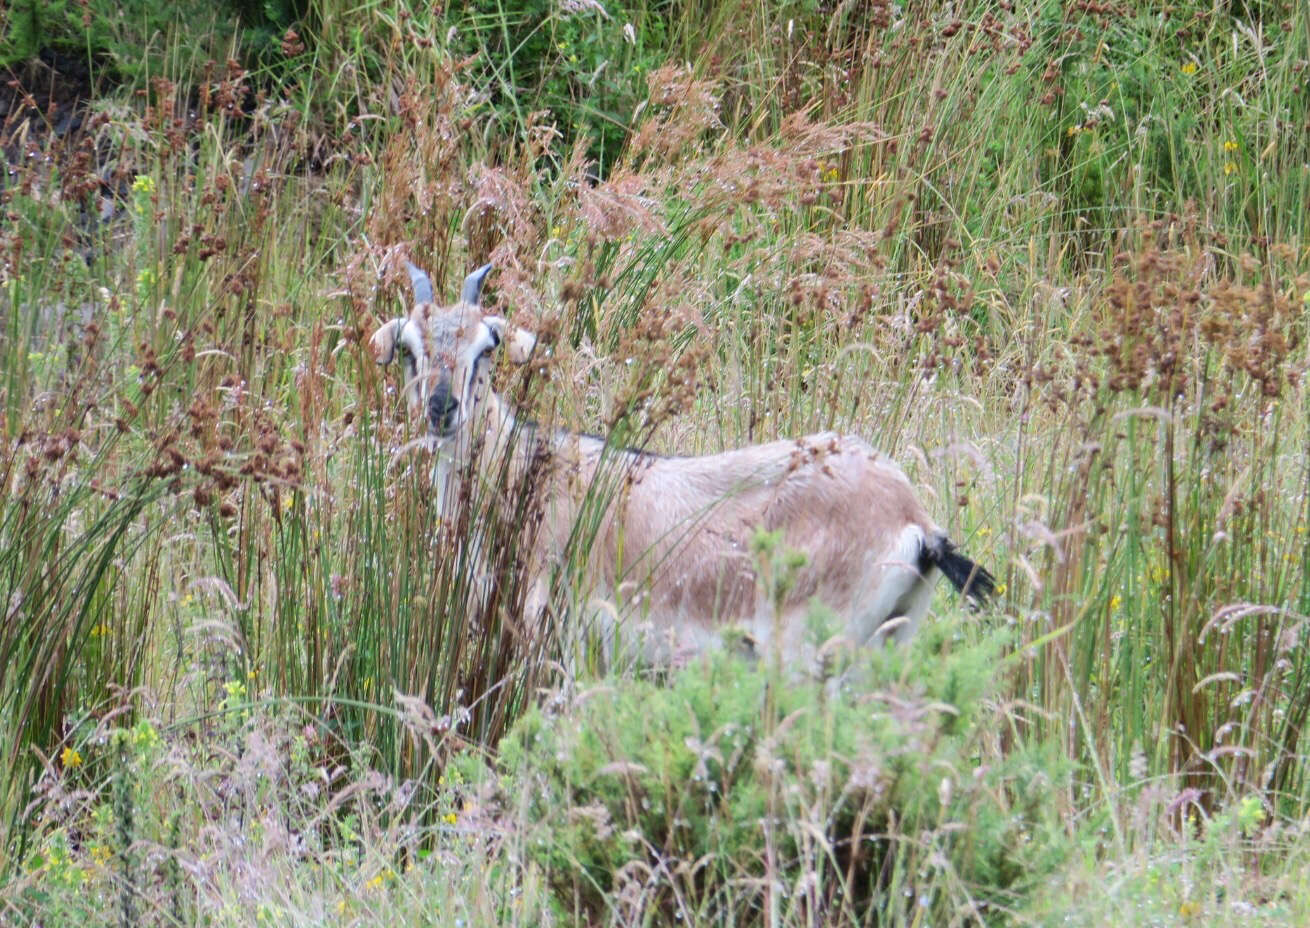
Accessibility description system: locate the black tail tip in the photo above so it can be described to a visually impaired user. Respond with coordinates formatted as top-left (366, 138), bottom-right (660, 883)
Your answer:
top-left (925, 538), bottom-right (997, 604)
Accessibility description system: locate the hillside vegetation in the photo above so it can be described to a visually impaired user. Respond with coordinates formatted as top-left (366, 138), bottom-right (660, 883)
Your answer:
top-left (2, 0), bottom-right (1309, 924)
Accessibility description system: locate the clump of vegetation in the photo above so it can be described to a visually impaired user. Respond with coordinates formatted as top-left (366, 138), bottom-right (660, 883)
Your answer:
top-left (495, 621), bottom-right (1068, 924)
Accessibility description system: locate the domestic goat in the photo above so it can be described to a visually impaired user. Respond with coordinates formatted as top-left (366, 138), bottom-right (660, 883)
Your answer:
top-left (369, 262), bottom-right (995, 663)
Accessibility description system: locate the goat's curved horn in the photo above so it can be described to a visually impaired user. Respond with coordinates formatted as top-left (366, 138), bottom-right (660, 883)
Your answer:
top-left (405, 261), bottom-right (434, 305)
top-left (462, 262), bottom-right (494, 307)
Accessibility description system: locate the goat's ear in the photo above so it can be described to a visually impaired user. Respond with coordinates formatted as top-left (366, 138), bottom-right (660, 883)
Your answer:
top-left (505, 326), bottom-right (538, 363)
top-left (462, 262), bottom-right (494, 307)
top-left (369, 319), bottom-right (406, 365)
top-left (485, 316), bottom-right (538, 364)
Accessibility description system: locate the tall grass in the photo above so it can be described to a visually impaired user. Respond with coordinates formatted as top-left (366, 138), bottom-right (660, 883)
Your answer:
top-left (2, 0), bottom-right (1309, 921)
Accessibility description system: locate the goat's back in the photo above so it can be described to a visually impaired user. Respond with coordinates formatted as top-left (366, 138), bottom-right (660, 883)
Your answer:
top-left (544, 432), bottom-right (939, 651)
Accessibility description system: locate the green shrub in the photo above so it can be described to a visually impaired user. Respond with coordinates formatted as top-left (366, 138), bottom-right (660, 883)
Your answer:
top-left (495, 621), bottom-right (1069, 925)
top-left (0, 0), bottom-right (232, 81)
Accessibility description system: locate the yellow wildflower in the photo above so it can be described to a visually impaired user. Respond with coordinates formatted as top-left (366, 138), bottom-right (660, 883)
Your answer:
top-left (61, 747), bottom-right (83, 768)
top-left (444, 812), bottom-right (457, 826)
top-left (132, 721), bottom-right (160, 749)
top-left (1223, 139), bottom-right (1239, 152)
top-left (1180, 61), bottom-right (1198, 75)
top-left (131, 175), bottom-right (156, 217)
top-left (220, 681), bottom-right (247, 715)
top-left (1223, 161), bottom-right (1237, 175)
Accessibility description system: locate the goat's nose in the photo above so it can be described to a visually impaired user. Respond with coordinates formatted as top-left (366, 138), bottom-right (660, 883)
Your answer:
top-left (427, 383), bottom-right (459, 431)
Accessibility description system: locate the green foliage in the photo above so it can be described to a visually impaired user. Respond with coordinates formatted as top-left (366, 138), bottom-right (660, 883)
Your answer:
top-left (453, 0), bottom-right (670, 175)
top-left (224, 0), bottom-right (310, 67)
top-left (497, 623), bottom-right (1069, 924)
top-left (0, 474), bottom-right (174, 850)
top-left (1024, 1), bottom-right (1310, 245)
top-left (0, 0), bottom-right (232, 81)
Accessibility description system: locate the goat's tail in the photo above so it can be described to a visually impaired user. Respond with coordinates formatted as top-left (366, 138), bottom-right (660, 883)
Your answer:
top-left (921, 535), bottom-right (997, 605)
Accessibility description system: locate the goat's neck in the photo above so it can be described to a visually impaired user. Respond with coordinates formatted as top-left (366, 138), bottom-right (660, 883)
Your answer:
top-left (481, 391), bottom-right (604, 462)
top-left (436, 390), bottom-right (629, 509)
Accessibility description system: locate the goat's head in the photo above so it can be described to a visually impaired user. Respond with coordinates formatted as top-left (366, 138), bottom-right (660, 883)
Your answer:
top-left (369, 262), bottom-right (536, 443)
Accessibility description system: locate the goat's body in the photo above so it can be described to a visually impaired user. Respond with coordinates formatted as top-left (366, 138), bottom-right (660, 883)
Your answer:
top-left (474, 422), bottom-right (975, 662)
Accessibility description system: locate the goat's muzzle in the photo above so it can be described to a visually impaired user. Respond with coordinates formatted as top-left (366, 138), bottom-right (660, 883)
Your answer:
top-left (427, 381), bottom-right (460, 437)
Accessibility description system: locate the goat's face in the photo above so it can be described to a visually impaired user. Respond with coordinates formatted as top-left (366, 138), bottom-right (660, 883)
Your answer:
top-left (369, 263), bottom-right (536, 444)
